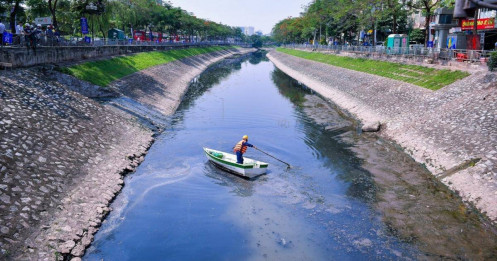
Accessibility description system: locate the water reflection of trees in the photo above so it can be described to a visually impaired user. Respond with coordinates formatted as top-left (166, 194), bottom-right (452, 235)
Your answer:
top-left (270, 69), bottom-right (308, 106)
top-left (248, 50), bottom-right (269, 65)
top-left (176, 51), bottom-right (269, 118)
top-left (271, 67), bottom-right (377, 203)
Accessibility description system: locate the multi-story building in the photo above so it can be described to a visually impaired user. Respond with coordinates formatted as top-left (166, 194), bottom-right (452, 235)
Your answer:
top-left (238, 26), bottom-right (255, 36)
top-left (409, 4), bottom-right (497, 50)
top-left (448, 7), bottom-right (497, 50)
top-left (410, 11), bottom-right (427, 30)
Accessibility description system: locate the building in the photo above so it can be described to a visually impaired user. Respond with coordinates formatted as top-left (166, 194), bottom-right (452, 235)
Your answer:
top-left (410, 11), bottom-right (427, 30)
top-left (408, 5), bottom-right (497, 50)
top-left (448, 8), bottom-right (497, 50)
top-left (238, 26), bottom-right (255, 36)
top-left (432, 7), bottom-right (458, 49)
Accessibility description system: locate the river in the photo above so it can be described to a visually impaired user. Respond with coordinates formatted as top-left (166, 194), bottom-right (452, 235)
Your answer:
top-left (84, 51), bottom-right (497, 260)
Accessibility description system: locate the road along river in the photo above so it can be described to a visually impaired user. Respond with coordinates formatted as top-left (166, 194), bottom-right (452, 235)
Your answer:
top-left (84, 52), bottom-right (497, 260)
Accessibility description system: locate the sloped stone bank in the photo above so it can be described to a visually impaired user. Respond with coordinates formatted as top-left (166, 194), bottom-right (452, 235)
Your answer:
top-left (0, 47), bottom-right (254, 260)
top-left (110, 48), bottom-right (255, 116)
top-left (0, 68), bottom-right (154, 260)
top-left (268, 50), bottom-right (497, 224)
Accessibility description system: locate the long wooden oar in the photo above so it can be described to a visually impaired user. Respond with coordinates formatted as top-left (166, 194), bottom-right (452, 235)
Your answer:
top-left (254, 147), bottom-right (292, 168)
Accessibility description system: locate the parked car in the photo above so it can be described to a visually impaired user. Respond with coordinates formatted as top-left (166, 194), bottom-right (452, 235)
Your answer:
top-left (376, 41), bottom-right (384, 46)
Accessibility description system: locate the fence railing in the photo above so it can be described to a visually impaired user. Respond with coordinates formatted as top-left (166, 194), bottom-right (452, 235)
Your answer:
top-left (1, 34), bottom-right (251, 48)
top-left (283, 44), bottom-right (491, 63)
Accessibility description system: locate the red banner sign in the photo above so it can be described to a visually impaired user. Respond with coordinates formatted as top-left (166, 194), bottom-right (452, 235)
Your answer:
top-left (461, 18), bottom-right (495, 30)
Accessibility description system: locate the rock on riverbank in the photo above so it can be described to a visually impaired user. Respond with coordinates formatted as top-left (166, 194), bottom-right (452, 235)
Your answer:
top-left (267, 50), bottom-right (497, 223)
top-left (0, 47), bottom-right (255, 260)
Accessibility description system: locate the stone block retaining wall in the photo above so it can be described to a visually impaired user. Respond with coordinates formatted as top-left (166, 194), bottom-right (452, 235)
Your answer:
top-left (0, 44), bottom-right (230, 68)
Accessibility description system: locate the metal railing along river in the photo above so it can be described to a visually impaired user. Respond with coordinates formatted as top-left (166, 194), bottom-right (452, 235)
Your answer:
top-left (1, 34), bottom-right (251, 48)
top-left (283, 44), bottom-right (491, 64)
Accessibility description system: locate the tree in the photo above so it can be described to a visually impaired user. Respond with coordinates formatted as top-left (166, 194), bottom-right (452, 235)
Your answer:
top-left (409, 28), bottom-right (425, 43)
top-left (26, 0), bottom-right (49, 19)
top-left (250, 34), bottom-right (263, 48)
top-left (47, 0), bottom-right (58, 29)
top-left (16, 0), bottom-right (239, 41)
top-left (407, 0), bottom-right (441, 46)
top-left (385, 0), bottom-right (405, 34)
top-left (1, 0), bottom-right (25, 32)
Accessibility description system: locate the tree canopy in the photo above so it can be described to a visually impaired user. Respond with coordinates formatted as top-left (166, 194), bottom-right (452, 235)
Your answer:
top-left (272, 0), bottom-right (441, 46)
top-left (3, 0), bottom-right (244, 41)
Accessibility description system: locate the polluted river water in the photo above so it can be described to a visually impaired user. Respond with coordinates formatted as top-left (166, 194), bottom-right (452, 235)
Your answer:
top-left (84, 52), bottom-right (497, 260)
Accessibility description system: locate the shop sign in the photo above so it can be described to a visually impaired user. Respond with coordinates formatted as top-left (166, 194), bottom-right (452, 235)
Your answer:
top-left (34, 17), bottom-right (52, 25)
top-left (461, 18), bottom-right (495, 30)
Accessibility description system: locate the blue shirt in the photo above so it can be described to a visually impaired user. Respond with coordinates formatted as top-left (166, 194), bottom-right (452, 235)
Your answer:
top-left (242, 141), bottom-right (253, 148)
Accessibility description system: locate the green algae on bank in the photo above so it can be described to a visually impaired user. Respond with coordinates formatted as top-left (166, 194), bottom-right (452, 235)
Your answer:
top-left (63, 46), bottom-right (232, 87)
top-left (277, 47), bottom-right (469, 90)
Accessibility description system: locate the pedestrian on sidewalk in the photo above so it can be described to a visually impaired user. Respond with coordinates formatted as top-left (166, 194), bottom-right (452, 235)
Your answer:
top-left (15, 22), bottom-right (24, 45)
top-left (24, 23), bottom-right (36, 55)
top-left (46, 25), bottom-right (54, 46)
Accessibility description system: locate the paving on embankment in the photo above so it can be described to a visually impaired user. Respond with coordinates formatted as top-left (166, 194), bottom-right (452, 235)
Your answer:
top-left (285, 46), bottom-right (487, 74)
top-left (0, 47), bottom-right (255, 260)
top-left (108, 48), bottom-right (256, 116)
top-left (0, 68), bottom-right (154, 260)
top-left (63, 46), bottom-right (233, 87)
top-left (277, 48), bottom-right (470, 90)
top-left (268, 50), bottom-right (497, 224)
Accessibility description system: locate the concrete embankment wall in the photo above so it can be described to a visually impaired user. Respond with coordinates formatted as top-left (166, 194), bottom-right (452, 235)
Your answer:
top-left (109, 48), bottom-right (256, 116)
top-left (267, 51), bottom-right (497, 223)
top-left (0, 47), bottom-right (255, 260)
top-left (0, 44), bottom-right (230, 68)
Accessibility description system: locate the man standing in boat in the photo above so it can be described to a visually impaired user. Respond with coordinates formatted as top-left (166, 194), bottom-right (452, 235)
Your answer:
top-left (233, 135), bottom-right (256, 164)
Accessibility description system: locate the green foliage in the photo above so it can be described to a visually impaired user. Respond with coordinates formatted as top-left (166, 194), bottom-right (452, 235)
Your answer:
top-left (250, 35), bottom-right (263, 48)
top-left (5, 0), bottom-right (243, 42)
top-left (278, 48), bottom-right (469, 90)
top-left (25, 0), bottom-right (49, 18)
top-left (66, 46), bottom-right (232, 86)
top-left (249, 35), bottom-right (273, 48)
top-left (271, 0), bottom-right (415, 45)
top-left (410, 28), bottom-right (425, 44)
top-left (487, 52), bottom-right (497, 71)
top-left (55, 66), bottom-right (73, 75)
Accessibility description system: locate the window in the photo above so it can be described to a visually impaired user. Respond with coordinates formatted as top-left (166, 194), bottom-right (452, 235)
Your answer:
top-left (439, 14), bottom-right (453, 24)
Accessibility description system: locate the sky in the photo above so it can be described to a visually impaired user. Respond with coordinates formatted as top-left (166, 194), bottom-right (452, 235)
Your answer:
top-left (166, 0), bottom-right (311, 35)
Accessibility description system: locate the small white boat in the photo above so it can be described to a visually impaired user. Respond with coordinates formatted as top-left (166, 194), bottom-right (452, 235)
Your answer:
top-left (203, 147), bottom-right (268, 178)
